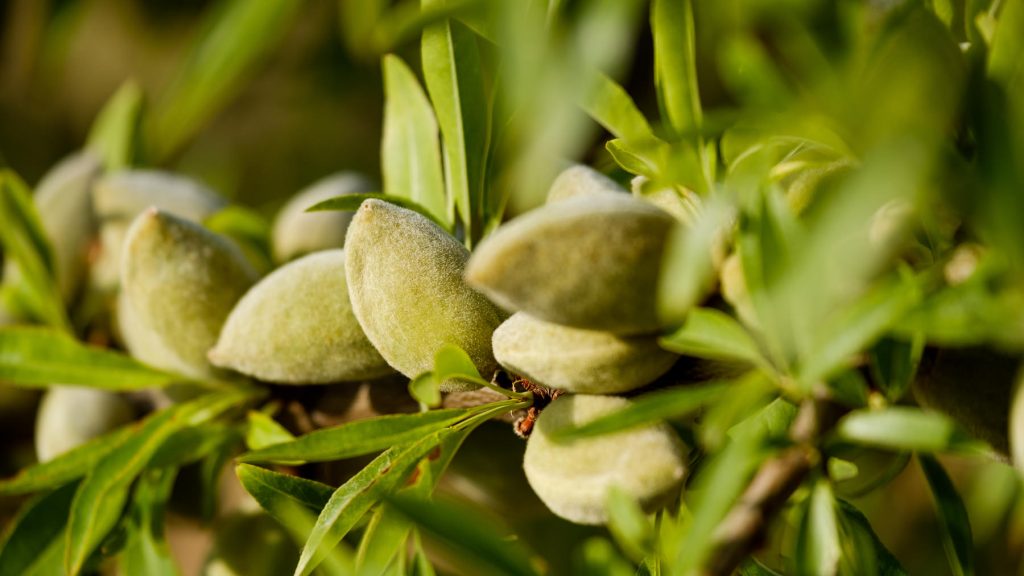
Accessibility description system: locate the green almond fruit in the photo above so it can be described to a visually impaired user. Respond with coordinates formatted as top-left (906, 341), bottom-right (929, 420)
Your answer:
top-left (35, 386), bottom-right (134, 462)
top-left (3, 152), bottom-right (102, 302)
top-left (493, 312), bottom-right (678, 394)
top-left (121, 209), bottom-right (257, 378)
top-left (345, 199), bottom-right (505, 391)
top-left (466, 193), bottom-right (674, 335)
top-left (92, 169), bottom-right (227, 223)
top-left (546, 164), bottom-right (624, 204)
top-left (209, 249), bottom-right (393, 384)
top-left (91, 170), bottom-right (228, 292)
top-left (271, 172), bottom-right (374, 263)
top-left (523, 394), bottom-right (687, 525)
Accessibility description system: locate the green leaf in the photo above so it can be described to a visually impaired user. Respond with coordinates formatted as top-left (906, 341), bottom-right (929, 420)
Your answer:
top-left (204, 205), bottom-right (274, 274)
top-left (793, 480), bottom-right (841, 576)
top-left (409, 373), bottom-right (442, 408)
top-left (86, 80), bottom-right (144, 171)
top-left (245, 410), bottom-right (296, 451)
top-left (382, 54), bottom-right (448, 227)
top-left (869, 336), bottom-right (923, 403)
top-left (660, 308), bottom-right (768, 368)
top-left (146, 0), bottom-right (304, 160)
top-left (604, 486), bottom-right (653, 563)
top-left (739, 559), bottom-right (785, 576)
top-left (0, 326), bottom-right (183, 390)
top-left (434, 343), bottom-right (482, 381)
top-left (356, 427), bottom-right (474, 576)
top-left (0, 171), bottom-right (68, 331)
top-left (237, 466), bottom-right (353, 576)
top-left (580, 71), bottom-right (656, 143)
top-left (118, 468), bottom-right (179, 576)
top-left (294, 430), bottom-right (454, 576)
top-left (605, 138), bottom-right (661, 179)
top-left (0, 425), bottom-right (134, 495)
top-left (239, 409), bottom-right (468, 464)
top-left (574, 538), bottom-right (635, 576)
top-left (64, 390), bottom-right (255, 575)
top-left (834, 408), bottom-right (965, 453)
top-left (836, 499), bottom-right (908, 576)
top-left (386, 494), bottom-right (540, 576)
top-left (306, 192), bottom-right (450, 231)
top-left (550, 381), bottom-right (728, 441)
top-left (918, 454), bottom-right (974, 576)
top-left (421, 11), bottom-right (489, 244)
top-left (657, 198), bottom-right (733, 324)
top-left (236, 464), bottom-right (335, 518)
top-left (799, 274), bottom-right (921, 386)
top-left (0, 482), bottom-right (77, 575)
top-left (672, 430), bottom-right (766, 572)
top-left (651, 0), bottom-right (701, 138)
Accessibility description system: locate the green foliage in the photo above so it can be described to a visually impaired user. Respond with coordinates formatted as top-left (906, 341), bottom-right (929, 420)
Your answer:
top-left (4, 0), bottom-right (1024, 574)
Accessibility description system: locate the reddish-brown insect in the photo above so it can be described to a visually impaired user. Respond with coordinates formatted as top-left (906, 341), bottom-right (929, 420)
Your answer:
top-left (511, 377), bottom-right (560, 439)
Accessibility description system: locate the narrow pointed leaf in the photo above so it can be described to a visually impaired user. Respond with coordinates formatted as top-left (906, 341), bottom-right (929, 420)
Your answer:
top-left (651, 0), bottom-right (701, 137)
top-left (421, 11), bottom-right (488, 241)
top-left (387, 494), bottom-right (540, 576)
top-left (0, 482), bottom-right (77, 575)
top-left (0, 171), bottom-right (67, 331)
top-left (660, 308), bottom-right (768, 368)
top-left (64, 390), bottom-right (254, 575)
top-left (580, 71), bottom-right (656, 143)
top-left (239, 409), bottom-right (468, 464)
top-left (294, 430), bottom-right (454, 576)
top-left (382, 54), bottom-right (448, 226)
top-left (86, 80), bottom-right (144, 170)
top-left (0, 425), bottom-right (134, 495)
top-left (834, 408), bottom-right (967, 453)
top-left (0, 327), bottom-right (183, 390)
top-left (918, 454), bottom-right (974, 576)
top-left (236, 463), bottom-right (335, 517)
top-left (550, 381), bottom-right (728, 441)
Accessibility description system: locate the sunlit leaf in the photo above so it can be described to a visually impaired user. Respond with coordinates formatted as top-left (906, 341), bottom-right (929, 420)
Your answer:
top-left (660, 308), bottom-right (768, 369)
top-left (0, 327), bottom-right (183, 390)
top-left (86, 80), bottom-right (144, 171)
top-left (245, 410), bottom-right (295, 451)
top-left (834, 408), bottom-right (966, 453)
top-left (574, 537), bottom-right (635, 576)
top-left (793, 480), bottom-right (841, 576)
top-left (64, 390), bottom-right (256, 575)
top-left (580, 71), bottom-right (656, 143)
top-left (239, 409), bottom-right (467, 464)
top-left (295, 430), bottom-right (452, 576)
top-left (421, 9), bottom-right (489, 243)
top-left (382, 54), bottom-right (448, 227)
top-left (0, 171), bottom-right (68, 331)
top-left (651, 0), bottom-right (701, 137)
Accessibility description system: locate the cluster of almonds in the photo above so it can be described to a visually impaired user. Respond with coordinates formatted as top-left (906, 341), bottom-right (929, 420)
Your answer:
top-left (15, 151), bottom-right (701, 525)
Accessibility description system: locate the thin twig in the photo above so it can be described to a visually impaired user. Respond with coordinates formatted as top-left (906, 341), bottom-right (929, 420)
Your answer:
top-left (701, 392), bottom-right (840, 576)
